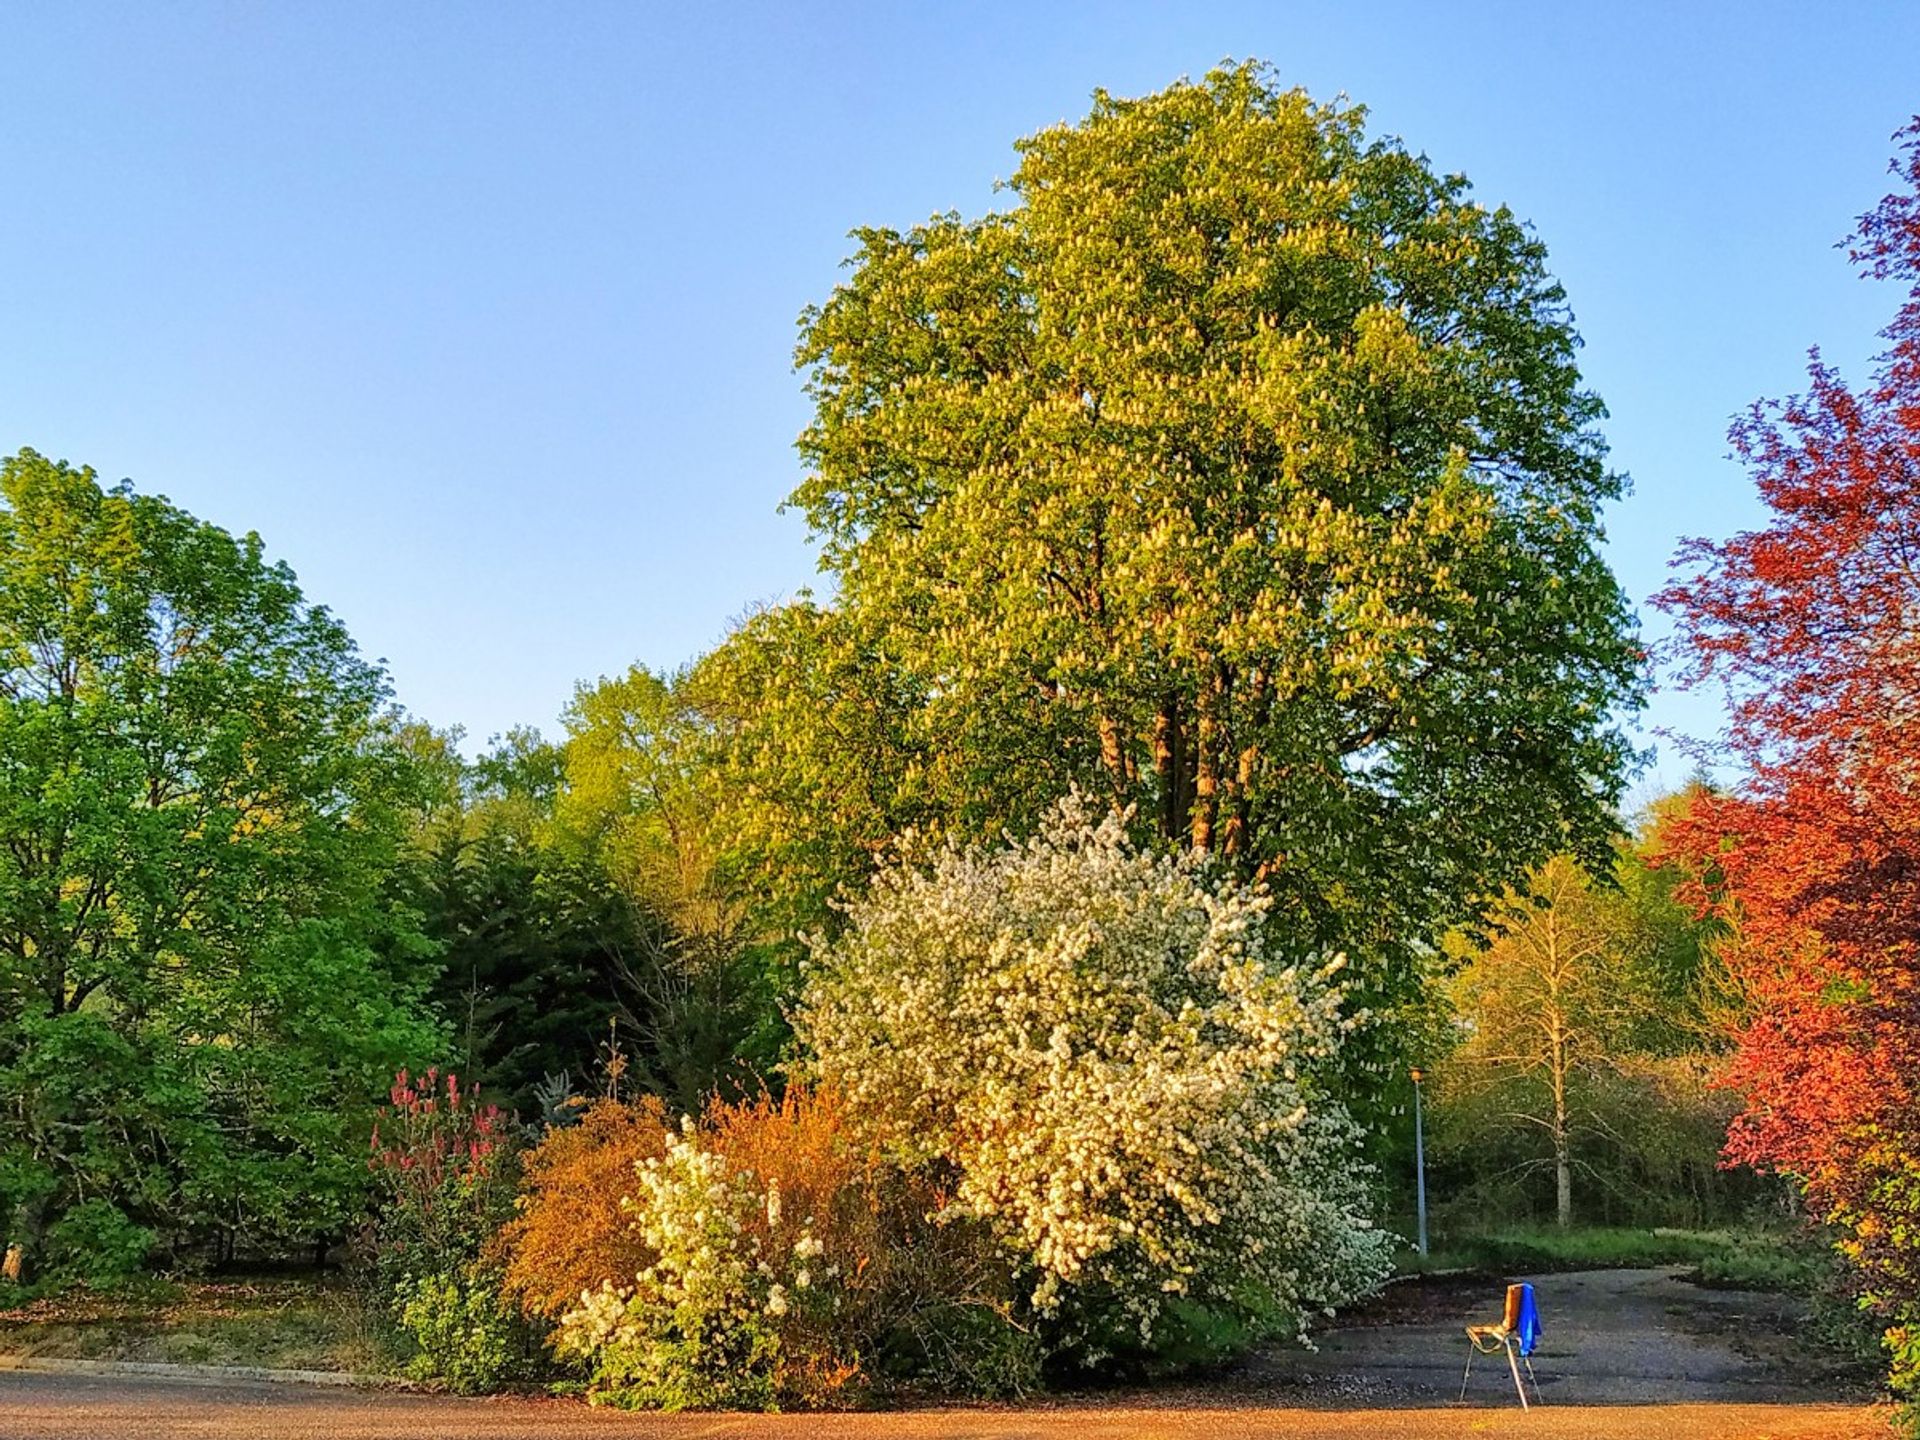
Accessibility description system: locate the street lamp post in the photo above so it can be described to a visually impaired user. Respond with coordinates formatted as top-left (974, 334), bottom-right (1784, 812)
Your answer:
top-left (1411, 1067), bottom-right (1429, 1256)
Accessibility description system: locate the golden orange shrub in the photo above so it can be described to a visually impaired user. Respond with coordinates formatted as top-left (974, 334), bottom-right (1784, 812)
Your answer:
top-left (705, 1085), bottom-right (870, 1250)
top-left (496, 1095), bottom-right (671, 1319)
top-left (705, 1084), bottom-right (1027, 1403)
top-left (502, 1083), bottom-right (1033, 1402)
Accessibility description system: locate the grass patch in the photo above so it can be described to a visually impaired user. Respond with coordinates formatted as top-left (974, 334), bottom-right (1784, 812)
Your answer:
top-left (0, 1276), bottom-right (384, 1373)
top-left (1692, 1239), bottom-right (1826, 1293)
top-left (1393, 1223), bottom-right (1822, 1292)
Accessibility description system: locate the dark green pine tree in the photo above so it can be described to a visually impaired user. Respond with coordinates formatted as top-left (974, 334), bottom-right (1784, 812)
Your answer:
top-left (407, 822), bottom-right (637, 1121)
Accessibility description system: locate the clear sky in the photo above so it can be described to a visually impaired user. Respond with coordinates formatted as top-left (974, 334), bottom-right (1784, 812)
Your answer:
top-left (3, 3), bottom-right (1916, 791)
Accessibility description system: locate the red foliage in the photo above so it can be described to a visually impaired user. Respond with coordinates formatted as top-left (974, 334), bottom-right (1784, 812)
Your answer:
top-left (367, 1067), bottom-right (510, 1285)
top-left (1656, 121), bottom-right (1920, 1293)
top-left (371, 1066), bottom-right (505, 1195)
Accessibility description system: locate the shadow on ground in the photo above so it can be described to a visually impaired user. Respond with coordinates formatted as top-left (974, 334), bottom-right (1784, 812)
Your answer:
top-left (1211, 1265), bottom-right (1876, 1410)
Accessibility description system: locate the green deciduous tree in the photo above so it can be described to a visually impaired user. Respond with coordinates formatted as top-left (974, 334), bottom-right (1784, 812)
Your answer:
top-left (714, 63), bottom-right (1642, 1058)
top-left (0, 449), bottom-right (439, 1281)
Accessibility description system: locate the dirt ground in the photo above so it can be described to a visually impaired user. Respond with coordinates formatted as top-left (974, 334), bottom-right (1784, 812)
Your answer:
top-left (0, 1267), bottom-right (1890, 1439)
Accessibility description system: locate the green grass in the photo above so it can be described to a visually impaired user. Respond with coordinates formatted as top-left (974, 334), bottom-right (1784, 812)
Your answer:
top-left (1691, 1238), bottom-right (1827, 1293)
top-left (0, 1276), bottom-right (385, 1373)
top-left (1391, 1223), bottom-right (1823, 1292)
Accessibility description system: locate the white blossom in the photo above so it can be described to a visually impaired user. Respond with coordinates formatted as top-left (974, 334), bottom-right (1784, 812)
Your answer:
top-left (795, 794), bottom-right (1392, 1349)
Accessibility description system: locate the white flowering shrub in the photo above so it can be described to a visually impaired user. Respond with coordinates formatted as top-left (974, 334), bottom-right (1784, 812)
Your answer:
top-left (795, 795), bottom-right (1394, 1362)
top-left (551, 1123), bottom-right (814, 1410)
top-left (541, 1091), bottom-right (1037, 1408)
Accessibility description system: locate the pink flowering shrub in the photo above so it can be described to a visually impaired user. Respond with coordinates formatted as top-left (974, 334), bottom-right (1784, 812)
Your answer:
top-left (368, 1067), bottom-right (506, 1283)
top-left (365, 1067), bottom-right (524, 1391)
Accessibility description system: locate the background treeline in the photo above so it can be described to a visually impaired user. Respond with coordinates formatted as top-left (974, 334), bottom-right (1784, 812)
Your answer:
top-left (393, 702), bottom-right (776, 1124)
top-left (0, 64), bottom-right (1679, 1290)
top-left (407, 708), bottom-right (1763, 1244)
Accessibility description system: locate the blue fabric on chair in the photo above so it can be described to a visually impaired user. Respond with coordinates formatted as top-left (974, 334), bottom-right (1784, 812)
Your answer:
top-left (1515, 1283), bottom-right (1542, 1357)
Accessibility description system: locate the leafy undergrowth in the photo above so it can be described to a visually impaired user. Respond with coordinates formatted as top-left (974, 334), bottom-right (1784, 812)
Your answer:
top-left (0, 1277), bottom-right (384, 1373)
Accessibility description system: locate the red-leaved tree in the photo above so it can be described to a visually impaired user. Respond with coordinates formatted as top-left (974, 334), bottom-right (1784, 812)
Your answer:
top-left (1657, 119), bottom-right (1920, 1388)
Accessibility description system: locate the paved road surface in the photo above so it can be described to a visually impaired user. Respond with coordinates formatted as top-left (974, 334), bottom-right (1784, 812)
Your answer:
top-left (1263, 1266), bottom-right (1865, 1407)
top-left (0, 1267), bottom-right (1889, 1438)
top-left (0, 1372), bottom-right (1882, 1439)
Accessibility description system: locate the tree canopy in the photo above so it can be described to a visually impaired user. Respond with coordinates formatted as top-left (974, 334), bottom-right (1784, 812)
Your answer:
top-left (1657, 119), bottom-right (1920, 1392)
top-left (706, 63), bottom-right (1642, 1048)
top-left (0, 450), bottom-right (439, 1281)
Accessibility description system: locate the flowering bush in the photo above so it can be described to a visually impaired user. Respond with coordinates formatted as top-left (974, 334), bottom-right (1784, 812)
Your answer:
top-left (553, 1122), bottom-right (798, 1409)
top-left (366, 1067), bottom-right (526, 1390)
top-left (538, 1086), bottom-right (1033, 1408)
top-left (368, 1067), bottom-right (508, 1290)
top-left (795, 795), bottom-right (1393, 1364)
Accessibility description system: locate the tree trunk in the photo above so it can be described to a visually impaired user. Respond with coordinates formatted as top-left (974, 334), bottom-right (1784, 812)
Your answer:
top-left (1096, 714), bottom-right (1131, 796)
top-left (1554, 1138), bottom-right (1572, 1230)
top-left (1190, 666), bottom-right (1228, 855)
top-left (1552, 1023), bottom-right (1572, 1229)
top-left (1151, 698), bottom-right (1187, 843)
top-left (1191, 724), bottom-right (1217, 852)
top-left (1220, 668), bottom-right (1269, 863)
top-left (1221, 739), bottom-right (1257, 859)
top-left (3, 1192), bottom-right (50, 1287)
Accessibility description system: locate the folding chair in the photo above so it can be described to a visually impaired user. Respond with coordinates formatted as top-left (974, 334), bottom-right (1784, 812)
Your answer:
top-left (1459, 1281), bottom-right (1542, 1408)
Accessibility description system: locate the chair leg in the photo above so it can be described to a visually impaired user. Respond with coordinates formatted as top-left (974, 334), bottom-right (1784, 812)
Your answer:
top-left (1505, 1341), bottom-right (1529, 1411)
top-left (1459, 1345), bottom-right (1474, 1402)
top-left (1523, 1353), bottom-right (1542, 1405)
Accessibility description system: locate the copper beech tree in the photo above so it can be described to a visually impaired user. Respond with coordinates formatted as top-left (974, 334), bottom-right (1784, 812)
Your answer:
top-left (1658, 121), bottom-right (1920, 1387)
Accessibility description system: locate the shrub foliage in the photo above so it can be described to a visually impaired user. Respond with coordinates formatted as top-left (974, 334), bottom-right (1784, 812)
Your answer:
top-left (796, 796), bottom-right (1392, 1364)
top-left (366, 1068), bottom-right (525, 1391)
top-left (529, 1086), bottom-right (1031, 1408)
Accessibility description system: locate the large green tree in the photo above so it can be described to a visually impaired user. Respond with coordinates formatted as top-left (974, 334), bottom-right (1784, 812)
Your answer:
top-left (711, 64), bottom-right (1642, 1041)
top-left (0, 450), bottom-right (438, 1281)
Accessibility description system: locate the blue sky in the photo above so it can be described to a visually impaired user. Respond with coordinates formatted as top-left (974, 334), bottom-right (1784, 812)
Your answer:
top-left (3, 3), bottom-right (1916, 793)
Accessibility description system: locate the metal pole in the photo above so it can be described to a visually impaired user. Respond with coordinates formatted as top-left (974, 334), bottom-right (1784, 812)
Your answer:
top-left (1412, 1067), bottom-right (1429, 1256)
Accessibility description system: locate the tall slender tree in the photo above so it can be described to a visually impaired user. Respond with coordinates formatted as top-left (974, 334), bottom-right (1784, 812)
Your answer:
top-left (1434, 807), bottom-right (1736, 1231)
